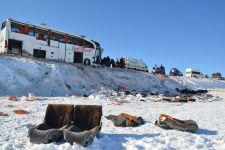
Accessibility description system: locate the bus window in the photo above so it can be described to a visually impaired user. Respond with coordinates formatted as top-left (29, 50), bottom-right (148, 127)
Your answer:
top-left (35, 28), bottom-right (47, 41)
top-left (1, 21), bottom-right (6, 30)
top-left (71, 37), bottom-right (80, 46)
top-left (52, 32), bottom-right (63, 43)
top-left (85, 41), bottom-right (94, 49)
top-left (64, 34), bottom-right (68, 43)
top-left (11, 22), bottom-right (21, 32)
top-left (19, 25), bottom-right (29, 35)
top-left (67, 36), bottom-right (73, 44)
top-left (78, 39), bottom-right (85, 46)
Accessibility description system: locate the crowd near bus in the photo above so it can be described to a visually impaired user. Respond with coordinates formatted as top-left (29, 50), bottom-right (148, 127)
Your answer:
top-left (0, 18), bottom-right (224, 80)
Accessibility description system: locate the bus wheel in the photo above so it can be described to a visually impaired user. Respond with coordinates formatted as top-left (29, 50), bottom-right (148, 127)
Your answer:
top-left (83, 58), bottom-right (91, 65)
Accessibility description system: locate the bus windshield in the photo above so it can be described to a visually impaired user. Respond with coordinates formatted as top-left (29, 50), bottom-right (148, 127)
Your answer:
top-left (1, 21), bottom-right (6, 30)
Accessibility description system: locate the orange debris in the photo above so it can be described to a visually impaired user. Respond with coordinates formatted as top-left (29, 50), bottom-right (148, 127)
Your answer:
top-left (7, 96), bottom-right (18, 101)
top-left (13, 109), bottom-right (29, 115)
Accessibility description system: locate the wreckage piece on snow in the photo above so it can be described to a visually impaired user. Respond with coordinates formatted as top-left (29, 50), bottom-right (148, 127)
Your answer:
top-left (7, 95), bottom-right (18, 101)
top-left (64, 105), bottom-right (102, 146)
top-left (155, 94), bottom-right (196, 103)
top-left (155, 114), bottom-right (198, 133)
top-left (0, 112), bottom-right (9, 116)
top-left (106, 113), bottom-right (144, 127)
top-left (162, 96), bottom-right (196, 102)
top-left (64, 125), bottom-right (100, 147)
top-left (28, 104), bottom-right (74, 144)
top-left (175, 88), bottom-right (208, 95)
top-left (14, 109), bottom-right (29, 114)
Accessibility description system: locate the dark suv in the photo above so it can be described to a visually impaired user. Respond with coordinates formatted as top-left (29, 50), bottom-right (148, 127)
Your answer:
top-left (169, 68), bottom-right (183, 76)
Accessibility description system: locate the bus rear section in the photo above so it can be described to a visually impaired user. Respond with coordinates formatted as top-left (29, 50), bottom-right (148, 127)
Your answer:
top-left (0, 21), bottom-right (8, 53)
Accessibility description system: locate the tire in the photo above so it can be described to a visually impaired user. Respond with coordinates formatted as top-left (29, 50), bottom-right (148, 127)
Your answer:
top-left (83, 58), bottom-right (91, 65)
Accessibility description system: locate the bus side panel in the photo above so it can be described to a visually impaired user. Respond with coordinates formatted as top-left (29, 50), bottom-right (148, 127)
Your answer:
top-left (46, 46), bottom-right (59, 60)
top-left (50, 40), bottom-right (58, 48)
top-left (65, 49), bottom-right (73, 63)
top-left (58, 43), bottom-right (66, 61)
top-left (83, 48), bottom-right (95, 65)
top-left (23, 41), bottom-right (35, 55)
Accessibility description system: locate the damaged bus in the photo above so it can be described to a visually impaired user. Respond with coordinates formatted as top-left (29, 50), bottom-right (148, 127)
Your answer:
top-left (0, 18), bottom-right (103, 65)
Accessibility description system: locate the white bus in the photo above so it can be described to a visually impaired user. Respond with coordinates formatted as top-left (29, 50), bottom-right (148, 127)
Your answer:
top-left (0, 18), bottom-right (103, 65)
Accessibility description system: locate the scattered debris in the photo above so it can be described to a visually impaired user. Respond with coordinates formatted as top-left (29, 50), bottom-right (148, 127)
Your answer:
top-left (108, 91), bottom-right (118, 97)
top-left (0, 112), bottom-right (9, 116)
top-left (125, 91), bottom-right (131, 95)
top-left (25, 93), bottom-right (37, 101)
top-left (106, 113), bottom-right (144, 127)
top-left (118, 85), bottom-right (125, 92)
top-left (155, 114), bottom-right (198, 133)
top-left (7, 96), bottom-right (18, 101)
top-left (154, 94), bottom-right (196, 102)
top-left (175, 88), bottom-right (208, 95)
top-left (7, 104), bottom-right (14, 108)
top-left (13, 109), bottom-right (29, 115)
top-left (111, 99), bottom-right (123, 105)
top-left (140, 92), bottom-right (148, 97)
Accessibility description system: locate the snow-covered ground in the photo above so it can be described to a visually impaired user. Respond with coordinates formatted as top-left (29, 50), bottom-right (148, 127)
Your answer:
top-left (0, 91), bottom-right (225, 150)
top-left (0, 55), bottom-right (225, 150)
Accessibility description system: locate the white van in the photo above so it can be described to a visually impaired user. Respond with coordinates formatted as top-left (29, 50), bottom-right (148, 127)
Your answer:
top-left (185, 68), bottom-right (205, 78)
top-left (123, 57), bottom-right (148, 72)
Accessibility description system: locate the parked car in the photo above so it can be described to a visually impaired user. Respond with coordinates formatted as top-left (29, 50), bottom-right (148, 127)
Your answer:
top-left (121, 57), bottom-right (148, 72)
top-left (169, 68), bottom-right (183, 76)
top-left (185, 68), bottom-right (205, 78)
top-left (212, 72), bottom-right (225, 80)
top-left (212, 72), bottom-right (222, 78)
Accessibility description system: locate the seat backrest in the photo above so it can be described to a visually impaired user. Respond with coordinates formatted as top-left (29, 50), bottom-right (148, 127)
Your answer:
top-left (74, 105), bottom-right (102, 131)
top-left (44, 104), bottom-right (74, 128)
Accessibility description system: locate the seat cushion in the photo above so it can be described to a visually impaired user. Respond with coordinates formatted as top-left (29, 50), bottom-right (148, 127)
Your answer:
top-left (63, 125), bottom-right (100, 146)
top-left (28, 123), bottom-right (63, 144)
top-left (45, 104), bottom-right (74, 129)
top-left (74, 105), bottom-right (102, 131)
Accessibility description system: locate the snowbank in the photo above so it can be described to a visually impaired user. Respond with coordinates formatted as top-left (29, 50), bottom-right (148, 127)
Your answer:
top-left (0, 56), bottom-right (183, 96)
top-left (0, 56), bottom-right (225, 97)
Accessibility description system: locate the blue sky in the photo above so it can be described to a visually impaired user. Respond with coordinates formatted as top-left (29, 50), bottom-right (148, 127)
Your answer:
top-left (0, 0), bottom-right (224, 75)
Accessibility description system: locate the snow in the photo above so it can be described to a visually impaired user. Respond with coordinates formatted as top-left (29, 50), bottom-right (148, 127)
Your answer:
top-left (1, 92), bottom-right (225, 150)
top-left (0, 55), bottom-right (225, 150)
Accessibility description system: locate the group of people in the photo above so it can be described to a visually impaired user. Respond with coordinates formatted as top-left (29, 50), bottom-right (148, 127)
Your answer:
top-left (152, 64), bottom-right (165, 75)
top-left (101, 56), bottom-right (125, 69)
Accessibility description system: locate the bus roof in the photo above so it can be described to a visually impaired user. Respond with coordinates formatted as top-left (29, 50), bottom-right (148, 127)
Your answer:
top-left (7, 18), bottom-right (96, 45)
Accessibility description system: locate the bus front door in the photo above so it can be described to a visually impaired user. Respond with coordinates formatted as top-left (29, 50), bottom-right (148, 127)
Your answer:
top-left (74, 52), bottom-right (83, 63)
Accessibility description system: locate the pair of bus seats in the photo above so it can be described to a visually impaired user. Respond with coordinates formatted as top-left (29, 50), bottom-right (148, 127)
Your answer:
top-left (28, 104), bottom-right (102, 146)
